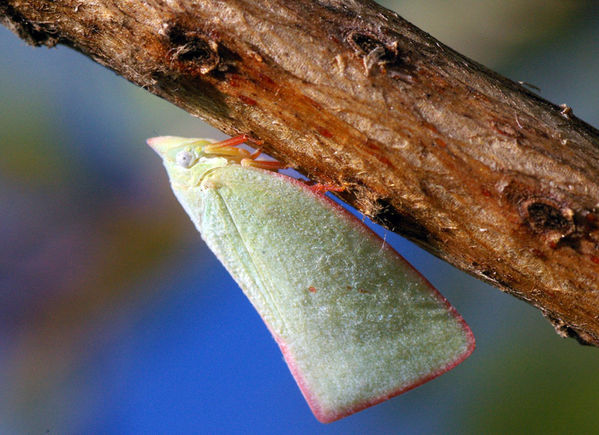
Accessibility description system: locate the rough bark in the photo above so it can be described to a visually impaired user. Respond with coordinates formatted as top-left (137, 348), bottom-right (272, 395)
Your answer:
top-left (2, 0), bottom-right (599, 345)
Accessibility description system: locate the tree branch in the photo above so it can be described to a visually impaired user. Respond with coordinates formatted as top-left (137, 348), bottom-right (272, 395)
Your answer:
top-left (3, 0), bottom-right (599, 345)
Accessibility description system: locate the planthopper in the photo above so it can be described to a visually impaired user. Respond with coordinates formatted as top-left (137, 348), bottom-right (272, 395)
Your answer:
top-left (148, 134), bottom-right (475, 423)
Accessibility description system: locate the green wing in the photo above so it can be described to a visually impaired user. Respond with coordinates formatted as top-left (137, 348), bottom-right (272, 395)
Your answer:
top-left (198, 165), bottom-right (474, 422)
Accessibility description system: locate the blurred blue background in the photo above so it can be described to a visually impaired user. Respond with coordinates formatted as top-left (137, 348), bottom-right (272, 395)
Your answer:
top-left (1, 1), bottom-right (598, 433)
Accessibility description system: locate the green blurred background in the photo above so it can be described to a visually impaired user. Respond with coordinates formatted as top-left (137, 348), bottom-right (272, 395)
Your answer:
top-left (1, 1), bottom-right (598, 433)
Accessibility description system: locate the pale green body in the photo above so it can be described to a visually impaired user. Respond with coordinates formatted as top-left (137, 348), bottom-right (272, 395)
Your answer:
top-left (149, 137), bottom-right (474, 422)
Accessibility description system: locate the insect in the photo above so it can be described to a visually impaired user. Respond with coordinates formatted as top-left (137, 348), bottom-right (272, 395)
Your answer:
top-left (148, 135), bottom-right (475, 423)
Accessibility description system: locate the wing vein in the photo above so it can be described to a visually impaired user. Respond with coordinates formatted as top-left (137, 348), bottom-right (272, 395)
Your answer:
top-left (215, 187), bottom-right (289, 333)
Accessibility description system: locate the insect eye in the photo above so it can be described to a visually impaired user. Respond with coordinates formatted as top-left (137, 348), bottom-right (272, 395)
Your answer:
top-left (176, 150), bottom-right (196, 168)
